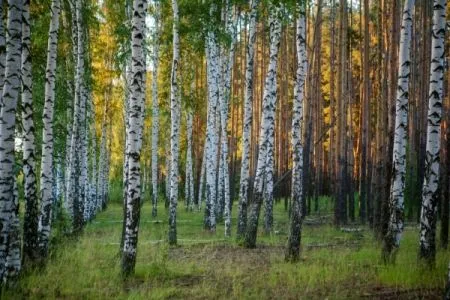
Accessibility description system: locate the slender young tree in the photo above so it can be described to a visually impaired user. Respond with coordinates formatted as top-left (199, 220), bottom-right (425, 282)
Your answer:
top-left (21, 0), bottom-right (39, 263)
top-left (286, 6), bottom-right (307, 262)
top-left (37, 0), bottom-right (61, 257)
top-left (151, 0), bottom-right (161, 218)
top-left (197, 146), bottom-right (206, 211)
top-left (236, 0), bottom-right (260, 240)
top-left (121, 0), bottom-right (147, 276)
top-left (244, 4), bottom-right (281, 248)
top-left (419, 0), bottom-right (447, 266)
top-left (168, 0), bottom-right (181, 245)
top-left (185, 110), bottom-right (195, 211)
top-left (382, 0), bottom-right (414, 262)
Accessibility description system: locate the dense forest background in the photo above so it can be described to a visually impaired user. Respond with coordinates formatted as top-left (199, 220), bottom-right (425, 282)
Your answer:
top-left (0, 0), bottom-right (449, 297)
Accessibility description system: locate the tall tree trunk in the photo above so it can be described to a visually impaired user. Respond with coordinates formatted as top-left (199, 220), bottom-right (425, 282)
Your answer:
top-left (21, 0), bottom-right (39, 264)
top-left (121, 0), bottom-right (147, 276)
top-left (168, 0), bottom-right (181, 245)
top-left (204, 3), bottom-right (220, 232)
top-left (0, 0), bottom-right (5, 98)
top-left (0, 0), bottom-right (22, 283)
top-left (286, 8), bottom-right (307, 261)
top-left (419, 0), bottom-right (446, 266)
top-left (67, 0), bottom-right (85, 232)
top-left (236, 0), bottom-right (260, 240)
top-left (219, 1), bottom-right (237, 237)
top-left (5, 180), bottom-right (20, 281)
top-left (441, 63), bottom-right (450, 249)
top-left (382, 0), bottom-right (414, 263)
top-left (151, 0), bottom-right (161, 218)
top-left (185, 110), bottom-right (194, 211)
top-left (359, 0), bottom-right (370, 224)
top-left (244, 4), bottom-right (281, 248)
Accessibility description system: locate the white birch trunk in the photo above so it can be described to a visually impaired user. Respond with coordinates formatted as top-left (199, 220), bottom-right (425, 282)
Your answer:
top-left (165, 139), bottom-right (170, 202)
top-left (168, 0), bottom-right (181, 245)
top-left (121, 0), bottom-right (147, 276)
top-left (382, 0), bottom-right (415, 261)
top-left (244, 4), bottom-right (281, 248)
top-left (286, 10), bottom-right (307, 261)
top-left (151, 0), bottom-right (161, 217)
top-left (38, 0), bottom-right (61, 256)
top-left (0, 0), bottom-right (22, 282)
top-left (97, 88), bottom-right (109, 212)
top-left (67, 0), bottom-right (84, 231)
top-left (5, 179), bottom-right (20, 280)
top-left (236, 0), bottom-right (260, 239)
top-left (0, 0), bottom-right (5, 98)
top-left (185, 110), bottom-right (194, 211)
top-left (198, 145), bottom-right (206, 211)
top-left (21, 0), bottom-right (39, 262)
top-left (419, 0), bottom-right (447, 264)
top-left (204, 4), bottom-right (220, 231)
top-left (65, 0), bottom-right (78, 214)
top-left (218, 1), bottom-right (238, 237)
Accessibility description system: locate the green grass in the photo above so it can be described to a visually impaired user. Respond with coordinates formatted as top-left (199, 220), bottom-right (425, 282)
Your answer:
top-left (5, 197), bottom-right (449, 299)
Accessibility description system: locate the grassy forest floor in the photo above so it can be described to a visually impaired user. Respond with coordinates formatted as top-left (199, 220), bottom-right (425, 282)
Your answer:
top-left (5, 194), bottom-right (449, 299)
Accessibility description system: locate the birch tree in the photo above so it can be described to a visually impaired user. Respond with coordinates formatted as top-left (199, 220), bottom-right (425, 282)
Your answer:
top-left (168, 0), bottom-right (181, 245)
top-left (151, 0), bottom-right (161, 218)
top-left (121, 0), bottom-right (147, 276)
top-left (419, 0), bottom-right (447, 265)
top-left (5, 180), bottom-right (20, 280)
top-left (204, 3), bottom-right (220, 232)
top-left (286, 8), bottom-right (307, 261)
top-left (38, 0), bottom-right (61, 257)
top-left (21, 0), bottom-right (39, 263)
top-left (218, 0), bottom-right (238, 237)
top-left (0, 0), bottom-right (5, 97)
top-left (185, 110), bottom-right (194, 211)
top-left (244, 4), bottom-right (281, 248)
top-left (382, 0), bottom-right (414, 262)
top-left (67, 0), bottom-right (84, 230)
top-left (97, 86), bottom-right (110, 212)
top-left (197, 146), bottom-right (206, 211)
top-left (236, 0), bottom-right (260, 240)
top-left (0, 0), bottom-right (22, 282)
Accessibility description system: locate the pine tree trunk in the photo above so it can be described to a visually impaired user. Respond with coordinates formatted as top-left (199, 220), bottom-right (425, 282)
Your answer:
top-left (244, 5), bottom-right (281, 248)
top-left (121, 0), bottom-right (147, 276)
top-left (419, 0), bottom-right (446, 266)
top-left (0, 0), bottom-right (22, 282)
top-left (21, 0), bottom-right (39, 264)
top-left (236, 0), bottom-right (260, 240)
top-left (382, 0), bottom-right (414, 263)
